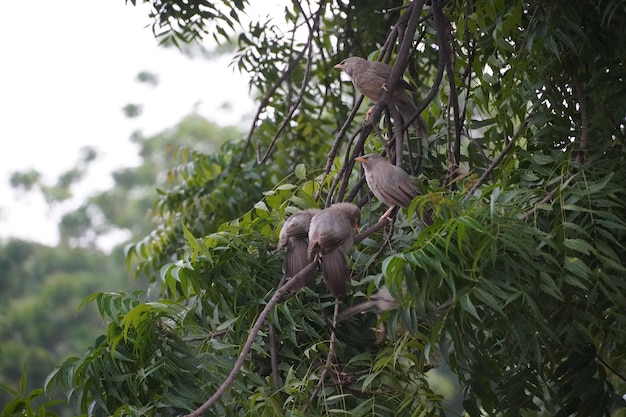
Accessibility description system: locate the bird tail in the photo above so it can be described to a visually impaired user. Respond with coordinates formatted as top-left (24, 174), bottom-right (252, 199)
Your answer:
top-left (337, 301), bottom-right (378, 322)
top-left (414, 206), bottom-right (434, 227)
top-left (397, 99), bottom-right (428, 137)
top-left (283, 240), bottom-right (317, 291)
top-left (321, 250), bottom-right (350, 297)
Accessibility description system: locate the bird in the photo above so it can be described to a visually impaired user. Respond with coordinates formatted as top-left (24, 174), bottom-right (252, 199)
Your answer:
top-left (334, 56), bottom-right (427, 136)
top-left (354, 153), bottom-right (432, 225)
top-left (277, 208), bottom-right (321, 292)
top-left (307, 203), bottom-right (361, 297)
top-left (337, 285), bottom-right (401, 344)
top-left (336, 286), bottom-right (399, 322)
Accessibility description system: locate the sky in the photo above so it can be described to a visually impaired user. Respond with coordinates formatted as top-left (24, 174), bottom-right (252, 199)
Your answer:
top-left (0, 1), bottom-right (259, 247)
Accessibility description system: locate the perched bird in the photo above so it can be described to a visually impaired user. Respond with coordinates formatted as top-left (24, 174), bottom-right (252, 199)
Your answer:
top-left (338, 285), bottom-right (401, 344)
top-left (337, 286), bottom-right (399, 322)
top-left (307, 203), bottom-right (361, 297)
top-left (355, 153), bottom-right (432, 225)
top-left (334, 56), bottom-right (427, 136)
top-left (277, 208), bottom-right (321, 292)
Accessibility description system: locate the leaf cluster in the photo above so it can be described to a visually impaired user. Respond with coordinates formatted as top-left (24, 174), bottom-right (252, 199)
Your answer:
top-left (50, 0), bottom-right (626, 416)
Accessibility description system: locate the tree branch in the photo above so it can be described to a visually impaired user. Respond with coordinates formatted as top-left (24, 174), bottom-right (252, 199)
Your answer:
top-left (520, 173), bottom-right (577, 221)
top-left (183, 259), bottom-right (320, 417)
top-left (256, 3), bottom-right (322, 164)
top-left (572, 65), bottom-right (589, 165)
top-left (463, 120), bottom-right (529, 203)
top-left (309, 300), bottom-right (340, 402)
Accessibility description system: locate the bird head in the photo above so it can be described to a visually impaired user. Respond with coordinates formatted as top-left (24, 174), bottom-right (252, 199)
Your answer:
top-left (333, 56), bottom-right (366, 78)
top-left (355, 153), bottom-right (387, 171)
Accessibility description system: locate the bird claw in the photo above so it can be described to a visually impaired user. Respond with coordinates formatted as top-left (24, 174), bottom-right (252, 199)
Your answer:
top-left (378, 214), bottom-right (394, 224)
top-left (379, 206), bottom-right (396, 223)
top-left (381, 83), bottom-right (389, 92)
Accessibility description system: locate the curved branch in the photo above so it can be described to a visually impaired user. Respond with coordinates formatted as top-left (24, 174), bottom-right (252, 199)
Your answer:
top-left (184, 215), bottom-right (388, 416)
top-left (183, 259), bottom-right (320, 417)
top-left (239, 5), bottom-right (323, 163)
top-left (318, 101), bottom-right (364, 204)
top-left (256, 32), bottom-right (316, 164)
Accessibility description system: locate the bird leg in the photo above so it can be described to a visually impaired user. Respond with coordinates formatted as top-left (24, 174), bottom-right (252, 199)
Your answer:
top-left (365, 106), bottom-right (375, 122)
top-left (375, 318), bottom-right (387, 344)
top-left (379, 206), bottom-right (397, 223)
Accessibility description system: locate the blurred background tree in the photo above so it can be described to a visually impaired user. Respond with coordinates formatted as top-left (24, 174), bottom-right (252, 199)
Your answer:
top-left (1, 73), bottom-right (243, 413)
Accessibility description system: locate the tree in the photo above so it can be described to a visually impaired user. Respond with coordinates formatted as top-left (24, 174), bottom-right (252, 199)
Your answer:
top-left (49, 0), bottom-right (626, 416)
top-left (0, 240), bottom-right (128, 409)
top-left (0, 113), bottom-right (242, 415)
top-left (57, 113), bottom-right (239, 249)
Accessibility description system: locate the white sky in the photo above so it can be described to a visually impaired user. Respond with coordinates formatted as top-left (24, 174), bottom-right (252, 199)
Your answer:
top-left (0, 0), bottom-right (259, 246)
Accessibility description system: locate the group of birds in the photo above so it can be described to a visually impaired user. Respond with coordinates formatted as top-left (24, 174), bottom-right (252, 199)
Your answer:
top-left (277, 56), bottom-right (429, 320)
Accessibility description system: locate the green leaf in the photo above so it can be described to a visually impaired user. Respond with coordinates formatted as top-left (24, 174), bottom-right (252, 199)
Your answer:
top-left (295, 163), bottom-right (307, 180)
top-left (460, 293), bottom-right (481, 320)
top-left (254, 201), bottom-right (269, 212)
top-left (563, 238), bottom-right (596, 255)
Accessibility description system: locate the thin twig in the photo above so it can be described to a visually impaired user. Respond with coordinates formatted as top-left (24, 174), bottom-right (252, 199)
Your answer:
top-left (318, 106), bottom-right (363, 203)
top-left (520, 174), bottom-right (576, 221)
top-left (572, 65), bottom-right (589, 165)
top-left (269, 323), bottom-right (281, 389)
top-left (240, 42), bottom-right (310, 163)
top-left (256, 5), bottom-right (323, 164)
top-left (463, 120), bottom-right (529, 203)
top-left (309, 300), bottom-right (340, 402)
top-left (434, 0), bottom-right (462, 188)
top-left (401, 5), bottom-right (446, 132)
top-left (391, 106), bottom-right (404, 165)
top-left (354, 216), bottom-right (395, 243)
top-left (597, 354), bottom-right (626, 384)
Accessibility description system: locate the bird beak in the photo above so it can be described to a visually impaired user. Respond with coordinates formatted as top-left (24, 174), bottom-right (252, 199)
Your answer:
top-left (355, 224), bottom-right (361, 234)
top-left (333, 63), bottom-right (344, 70)
top-left (354, 156), bottom-right (367, 163)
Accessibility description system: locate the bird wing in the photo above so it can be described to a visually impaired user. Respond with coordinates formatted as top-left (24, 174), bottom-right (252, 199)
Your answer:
top-left (283, 239), bottom-right (309, 278)
top-left (378, 177), bottom-right (419, 208)
top-left (368, 61), bottom-right (415, 91)
top-left (278, 221), bottom-right (305, 249)
top-left (315, 231), bottom-right (352, 253)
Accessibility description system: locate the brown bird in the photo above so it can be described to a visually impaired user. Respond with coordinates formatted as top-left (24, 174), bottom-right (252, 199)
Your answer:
top-left (334, 56), bottom-right (427, 136)
top-left (337, 286), bottom-right (399, 322)
top-left (355, 153), bottom-right (432, 225)
top-left (307, 203), bottom-right (361, 297)
top-left (277, 208), bottom-right (321, 292)
top-left (337, 285), bottom-right (400, 343)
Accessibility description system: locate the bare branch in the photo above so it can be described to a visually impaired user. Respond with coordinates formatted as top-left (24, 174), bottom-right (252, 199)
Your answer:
top-left (183, 259), bottom-right (320, 417)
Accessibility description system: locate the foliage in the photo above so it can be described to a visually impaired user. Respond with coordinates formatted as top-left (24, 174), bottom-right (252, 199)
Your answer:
top-left (10, 147), bottom-right (97, 205)
top-left (50, 0), bottom-right (626, 416)
top-left (0, 240), bottom-right (131, 409)
top-left (1, 113), bottom-right (241, 410)
top-left (0, 369), bottom-right (61, 417)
